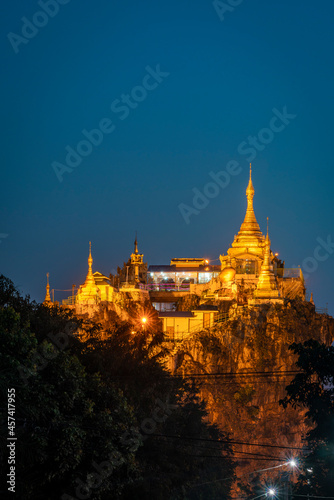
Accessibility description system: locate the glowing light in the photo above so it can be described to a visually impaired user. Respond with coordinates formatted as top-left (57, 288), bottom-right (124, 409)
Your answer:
top-left (288, 459), bottom-right (297, 468)
top-left (141, 317), bottom-right (147, 324)
top-left (275, 253), bottom-right (279, 256)
top-left (205, 259), bottom-right (209, 264)
top-left (267, 489), bottom-right (276, 497)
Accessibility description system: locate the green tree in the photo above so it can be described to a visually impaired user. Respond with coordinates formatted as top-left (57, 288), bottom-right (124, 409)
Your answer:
top-left (280, 339), bottom-right (334, 495)
top-left (0, 277), bottom-right (138, 499)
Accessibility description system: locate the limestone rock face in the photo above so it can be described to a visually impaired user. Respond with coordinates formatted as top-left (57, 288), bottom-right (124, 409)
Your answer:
top-left (168, 301), bottom-right (334, 494)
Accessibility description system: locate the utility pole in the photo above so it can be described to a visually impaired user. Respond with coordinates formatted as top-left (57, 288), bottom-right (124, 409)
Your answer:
top-left (281, 470), bottom-right (293, 500)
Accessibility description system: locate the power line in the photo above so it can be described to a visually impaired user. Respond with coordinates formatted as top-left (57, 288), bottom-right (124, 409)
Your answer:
top-left (160, 450), bottom-right (289, 464)
top-left (288, 496), bottom-right (334, 499)
top-left (179, 443), bottom-right (285, 460)
top-left (170, 370), bottom-right (300, 378)
top-left (175, 453), bottom-right (287, 462)
top-left (146, 433), bottom-right (309, 451)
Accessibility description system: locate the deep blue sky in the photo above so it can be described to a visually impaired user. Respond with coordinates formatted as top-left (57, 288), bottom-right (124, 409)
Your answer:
top-left (1, 0), bottom-right (334, 314)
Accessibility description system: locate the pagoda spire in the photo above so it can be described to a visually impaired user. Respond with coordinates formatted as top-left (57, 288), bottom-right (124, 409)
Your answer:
top-left (84, 241), bottom-right (96, 286)
top-left (253, 218), bottom-right (280, 299)
top-left (43, 272), bottom-right (52, 306)
top-left (134, 232), bottom-right (138, 255)
top-left (238, 163), bottom-right (262, 239)
top-left (130, 233), bottom-right (144, 284)
top-left (75, 242), bottom-right (101, 305)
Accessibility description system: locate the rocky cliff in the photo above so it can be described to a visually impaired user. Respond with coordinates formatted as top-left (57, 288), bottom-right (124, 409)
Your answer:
top-left (168, 300), bottom-right (334, 494)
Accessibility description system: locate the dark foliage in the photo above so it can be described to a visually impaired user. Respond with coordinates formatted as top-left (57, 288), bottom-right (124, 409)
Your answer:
top-left (280, 339), bottom-right (334, 495)
top-left (0, 276), bottom-right (235, 499)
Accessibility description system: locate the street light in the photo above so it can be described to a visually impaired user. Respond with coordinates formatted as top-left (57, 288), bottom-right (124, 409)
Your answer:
top-left (141, 317), bottom-right (148, 331)
top-left (251, 489), bottom-right (277, 500)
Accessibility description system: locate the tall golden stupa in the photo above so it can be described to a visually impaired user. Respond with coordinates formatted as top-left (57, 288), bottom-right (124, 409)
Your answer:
top-left (220, 164), bottom-right (268, 277)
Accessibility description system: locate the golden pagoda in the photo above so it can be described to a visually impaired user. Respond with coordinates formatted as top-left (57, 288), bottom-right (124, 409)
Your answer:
top-left (252, 219), bottom-right (281, 301)
top-left (43, 272), bottom-right (52, 306)
top-left (76, 242), bottom-right (101, 305)
top-left (220, 164), bottom-right (266, 276)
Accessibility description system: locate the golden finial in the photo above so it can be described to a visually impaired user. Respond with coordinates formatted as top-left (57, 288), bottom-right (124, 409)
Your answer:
top-left (84, 241), bottom-right (95, 286)
top-left (88, 241), bottom-right (92, 266)
top-left (265, 217), bottom-right (271, 247)
top-left (246, 163), bottom-right (255, 198)
top-left (134, 232), bottom-right (138, 254)
top-left (43, 272), bottom-right (52, 305)
top-left (238, 163), bottom-right (259, 236)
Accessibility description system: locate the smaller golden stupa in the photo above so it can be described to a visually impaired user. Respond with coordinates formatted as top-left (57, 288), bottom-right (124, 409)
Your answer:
top-left (253, 219), bottom-right (280, 300)
top-left (219, 257), bottom-right (236, 284)
top-left (43, 272), bottom-right (52, 306)
top-left (76, 242), bottom-right (101, 304)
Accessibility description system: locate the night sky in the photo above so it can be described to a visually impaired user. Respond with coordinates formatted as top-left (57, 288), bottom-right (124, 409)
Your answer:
top-left (1, 0), bottom-right (334, 314)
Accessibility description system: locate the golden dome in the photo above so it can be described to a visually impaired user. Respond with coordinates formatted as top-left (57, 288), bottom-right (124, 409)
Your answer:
top-left (219, 266), bottom-right (236, 283)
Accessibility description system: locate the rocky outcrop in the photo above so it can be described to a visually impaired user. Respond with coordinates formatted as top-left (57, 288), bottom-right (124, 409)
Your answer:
top-left (168, 300), bottom-right (334, 494)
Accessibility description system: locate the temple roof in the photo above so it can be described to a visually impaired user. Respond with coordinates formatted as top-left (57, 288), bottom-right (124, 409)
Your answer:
top-left (159, 312), bottom-right (194, 318)
top-left (148, 265), bottom-right (220, 273)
